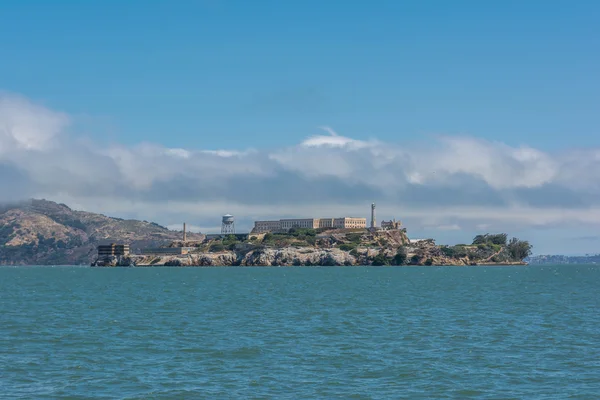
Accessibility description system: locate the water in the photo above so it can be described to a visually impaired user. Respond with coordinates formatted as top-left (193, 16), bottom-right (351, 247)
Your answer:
top-left (1, 265), bottom-right (599, 399)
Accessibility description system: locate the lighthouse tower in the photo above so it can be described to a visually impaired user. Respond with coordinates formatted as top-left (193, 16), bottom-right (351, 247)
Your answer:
top-left (371, 203), bottom-right (376, 229)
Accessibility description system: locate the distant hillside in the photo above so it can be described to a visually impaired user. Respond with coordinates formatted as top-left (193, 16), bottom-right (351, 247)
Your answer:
top-left (526, 254), bottom-right (600, 265)
top-left (0, 199), bottom-right (203, 265)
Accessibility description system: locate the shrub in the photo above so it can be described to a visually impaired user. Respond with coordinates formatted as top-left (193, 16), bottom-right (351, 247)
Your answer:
top-left (288, 228), bottom-right (316, 237)
top-left (440, 246), bottom-right (455, 257)
top-left (339, 243), bottom-right (356, 251)
top-left (372, 253), bottom-right (390, 266)
top-left (209, 243), bottom-right (225, 252)
top-left (410, 254), bottom-right (421, 265)
top-left (392, 246), bottom-right (407, 265)
top-left (346, 233), bottom-right (363, 243)
top-left (424, 258), bottom-right (434, 266)
top-left (441, 245), bottom-right (467, 258)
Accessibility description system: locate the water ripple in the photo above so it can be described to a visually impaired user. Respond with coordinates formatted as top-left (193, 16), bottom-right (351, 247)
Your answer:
top-left (1, 265), bottom-right (600, 398)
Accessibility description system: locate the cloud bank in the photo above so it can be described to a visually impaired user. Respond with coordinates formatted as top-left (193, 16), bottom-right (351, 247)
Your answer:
top-left (2, 92), bottom-right (600, 248)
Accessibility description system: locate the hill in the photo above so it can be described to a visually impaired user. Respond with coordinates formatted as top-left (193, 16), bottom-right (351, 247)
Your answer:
top-left (0, 199), bottom-right (203, 265)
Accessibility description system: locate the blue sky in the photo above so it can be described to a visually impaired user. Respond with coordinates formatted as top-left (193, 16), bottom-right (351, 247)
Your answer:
top-left (2, 0), bottom-right (598, 149)
top-left (1, 1), bottom-right (600, 254)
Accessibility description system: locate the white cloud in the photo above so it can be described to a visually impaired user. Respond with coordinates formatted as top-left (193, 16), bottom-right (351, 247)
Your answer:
top-left (3, 91), bottom-right (600, 243)
top-left (0, 93), bottom-right (69, 152)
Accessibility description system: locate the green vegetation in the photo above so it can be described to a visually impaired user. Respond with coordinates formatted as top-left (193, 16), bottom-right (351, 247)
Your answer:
top-left (392, 246), bottom-right (407, 265)
top-left (440, 245), bottom-right (465, 258)
top-left (0, 223), bottom-right (15, 243)
top-left (410, 254), bottom-right (422, 265)
top-left (470, 233), bottom-right (532, 261)
top-left (371, 252), bottom-right (390, 266)
top-left (472, 233), bottom-right (508, 246)
top-left (209, 243), bottom-right (225, 252)
top-left (507, 237), bottom-right (533, 260)
top-left (345, 233), bottom-right (363, 243)
top-left (288, 228), bottom-right (316, 237)
top-left (222, 235), bottom-right (239, 250)
top-left (339, 243), bottom-right (357, 251)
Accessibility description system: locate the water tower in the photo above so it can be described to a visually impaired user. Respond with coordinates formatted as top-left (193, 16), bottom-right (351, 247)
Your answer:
top-left (221, 214), bottom-right (235, 234)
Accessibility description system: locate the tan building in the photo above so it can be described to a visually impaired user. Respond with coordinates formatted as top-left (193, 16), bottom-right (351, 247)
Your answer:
top-left (252, 217), bottom-right (366, 233)
top-left (253, 220), bottom-right (284, 233)
top-left (333, 217), bottom-right (366, 229)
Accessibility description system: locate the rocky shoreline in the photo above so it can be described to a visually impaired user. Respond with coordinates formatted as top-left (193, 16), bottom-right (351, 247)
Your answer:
top-left (93, 251), bottom-right (527, 267)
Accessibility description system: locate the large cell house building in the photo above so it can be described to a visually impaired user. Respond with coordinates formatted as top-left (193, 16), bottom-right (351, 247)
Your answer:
top-left (252, 217), bottom-right (367, 233)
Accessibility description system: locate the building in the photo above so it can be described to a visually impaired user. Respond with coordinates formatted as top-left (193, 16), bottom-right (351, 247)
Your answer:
top-left (97, 243), bottom-right (130, 257)
top-left (381, 219), bottom-right (402, 230)
top-left (253, 220), bottom-right (287, 233)
top-left (252, 217), bottom-right (367, 233)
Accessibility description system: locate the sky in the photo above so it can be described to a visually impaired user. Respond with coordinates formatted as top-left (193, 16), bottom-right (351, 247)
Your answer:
top-left (1, 1), bottom-right (599, 255)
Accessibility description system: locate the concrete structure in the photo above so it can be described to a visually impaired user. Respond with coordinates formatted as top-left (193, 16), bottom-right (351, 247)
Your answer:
top-left (252, 217), bottom-right (367, 233)
top-left (97, 243), bottom-right (130, 257)
top-left (371, 203), bottom-right (376, 229)
top-left (183, 222), bottom-right (187, 242)
top-left (221, 214), bottom-right (235, 234)
top-left (381, 218), bottom-right (402, 230)
top-left (139, 247), bottom-right (194, 255)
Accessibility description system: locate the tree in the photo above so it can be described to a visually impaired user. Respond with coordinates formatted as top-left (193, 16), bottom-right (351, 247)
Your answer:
top-left (472, 233), bottom-right (508, 246)
top-left (392, 246), bottom-right (407, 265)
top-left (507, 237), bottom-right (532, 260)
top-left (488, 233), bottom-right (508, 246)
top-left (472, 234), bottom-right (488, 245)
top-left (372, 252), bottom-right (390, 266)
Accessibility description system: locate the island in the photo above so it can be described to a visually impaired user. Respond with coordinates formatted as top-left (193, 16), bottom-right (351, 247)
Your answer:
top-left (92, 231), bottom-right (532, 267)
top-left (0, 199), bottom-right (532, 267)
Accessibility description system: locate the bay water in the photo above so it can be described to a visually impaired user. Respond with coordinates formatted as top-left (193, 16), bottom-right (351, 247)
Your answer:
top-left (1, 265), bottom-right (599, 399)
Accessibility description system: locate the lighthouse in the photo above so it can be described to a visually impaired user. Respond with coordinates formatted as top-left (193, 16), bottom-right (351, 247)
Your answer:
top-left (371, 203), bottom-right (376, 229)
